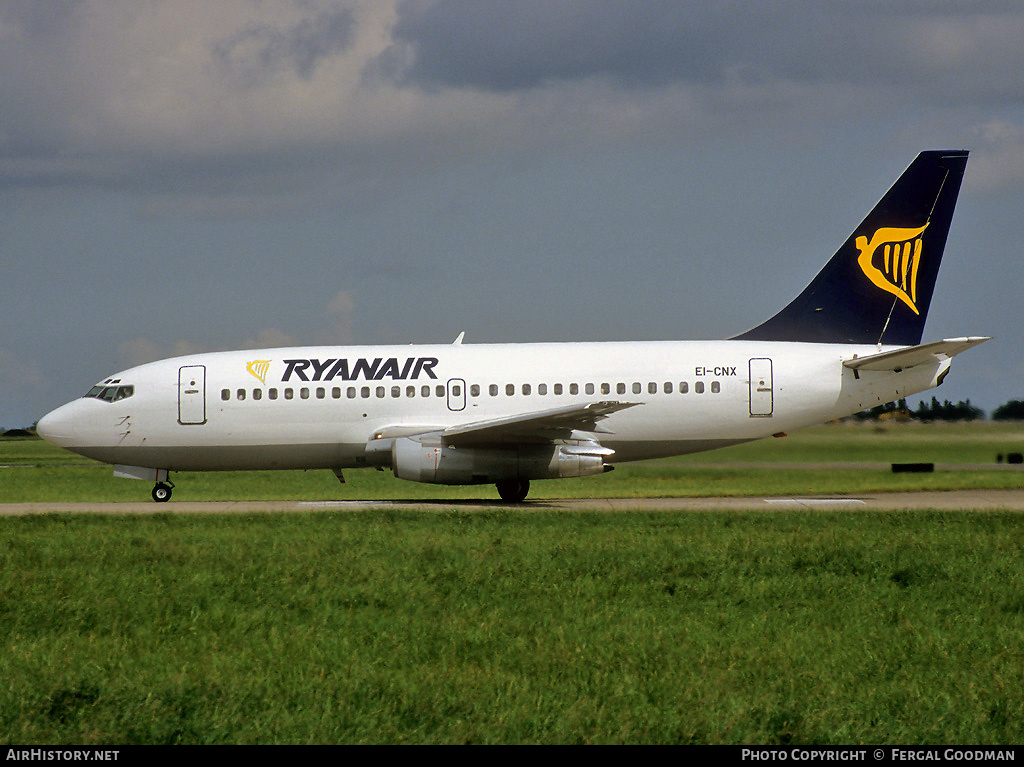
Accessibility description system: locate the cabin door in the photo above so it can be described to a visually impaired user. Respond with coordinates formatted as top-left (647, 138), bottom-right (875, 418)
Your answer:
top-left (447, 378), bottom-right (466, 412)
top-left (748, 358), bottom-right (774, 417)
top-left (178, 365), bottom-right (207, 425)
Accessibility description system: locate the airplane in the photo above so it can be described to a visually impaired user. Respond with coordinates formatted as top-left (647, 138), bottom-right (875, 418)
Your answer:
top-left (37, 150), bottom-right (989, 503)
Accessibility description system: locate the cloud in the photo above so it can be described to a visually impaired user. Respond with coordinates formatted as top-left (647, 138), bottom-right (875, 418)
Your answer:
top-left (4, 0), bottom-right (1024, 200)
top-left (321, 290), bottom-right (356, 345)
top-left (967, 119), bottom-right (1024, 193)
top-left (211, 6), bottom-right (357, 83)
top-left (1, 2), bottom-right (397, 159)
top-left (0, 347), bottom-right (47, 389)
top-left (387, 0), bottom-right (1024, 101)
top-left (110, 297), bottom-right (353, 359)
top-left (0, 0), bottom-right (513, 202)
top-left (118, 331), bottom-right (310, 365)
top-left (0, 347), bottom-right (50, 427)
top-left (242, 329), bottom-right (301, 349)
top-left (117, 338), bottom-right (210, 368)
top-left (388, 1), bottom-right (694, 91)
top-left (117, 338), bottom-right (165, 368)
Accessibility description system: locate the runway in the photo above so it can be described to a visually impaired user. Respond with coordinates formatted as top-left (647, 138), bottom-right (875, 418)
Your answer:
top-left (3, 489), bottom-right (1024, 515)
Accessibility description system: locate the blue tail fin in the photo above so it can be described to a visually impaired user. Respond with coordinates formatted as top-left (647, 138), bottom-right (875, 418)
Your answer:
top-left (734, 151), bottom-right (968, 345)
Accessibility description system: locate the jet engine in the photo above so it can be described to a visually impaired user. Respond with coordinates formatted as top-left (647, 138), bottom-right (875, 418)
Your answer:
top-left (390, 437), bottom-right (610, 485)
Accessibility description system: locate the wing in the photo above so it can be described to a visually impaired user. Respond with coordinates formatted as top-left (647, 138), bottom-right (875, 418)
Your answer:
top-left (363, 401), bottom-right (639, 462)
top-left (843, 337), bottom-right (991, 372)
top-left (439, 401), bottom-right (640, 447)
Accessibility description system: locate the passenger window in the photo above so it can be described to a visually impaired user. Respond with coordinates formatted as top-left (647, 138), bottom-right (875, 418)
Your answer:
top-left (711, 381), bottom-right (721, 393)
top-left (695, 382), bottom-right (705, 394)
top-left (648, 382), bottom-right (657, 395)
top-left (376, 387), bottom-right (385, 398)
top-left (680, 382), bottom-right (689, 394)
top-left (570, 383), bottom-right (579, 395)
top-left (585, 383), bottom-right (595, 395)
top-left (554, 384), bottom-right (563, 395)
top-left (422, 385), bottom-right (430, 397)
top-left (285, 388), bottom-right (294, 400)
top-left (506, 384), bottom-right (515, 396)
top-left (664, 382), bottom-right (673, 394)
top-left (269, 388), bottom-right (278, 400)
top-left (601, 383), bottom-right (610, 395)
top-left (489, 384), bottom-right (499, 396)
top-left (435, 385), bottom-right (445, 397)
top-left (361, 387), bottom-right (370, 399)
top-left (237, 389), bottom-right (246, 401)
top-left (470, 384), bottom-right (480, 397)
top-left (616, 383), bottom-right (626, 395)
top-left (347, 387), bottom-right (356, 399)
top-left (407, 386), bottom-right (416, 398)
top-left (221, 389), bottom-right (230, 401)
top-left (391, 386), bottom-right (401, 398)
top-left (632, 382), bottom-right (642, 394)
top-left (522, 383), bottom-right (531, 396)
top-left (253, 389), bottom-right (262, 401)
top-left (316, 388), bottom-right (326, 399)
top-left (538, 383), bottom-right (547, 395)
top-left (301, 388), bottom-right (310, 399)
top-left (333, 387), bottom-right (342, 399)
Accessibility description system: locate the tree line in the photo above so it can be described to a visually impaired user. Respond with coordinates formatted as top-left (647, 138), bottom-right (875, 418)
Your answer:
top-left (852, 397), bottom-right (1024, 422)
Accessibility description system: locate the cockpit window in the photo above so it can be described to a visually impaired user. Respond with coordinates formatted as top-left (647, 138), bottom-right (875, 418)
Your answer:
top-left (84, 385), bottom-right (135, 402)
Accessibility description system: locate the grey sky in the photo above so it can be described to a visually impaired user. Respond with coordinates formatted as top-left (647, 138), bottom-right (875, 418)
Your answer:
top-left (2, 1), bottom-right (1022, 427)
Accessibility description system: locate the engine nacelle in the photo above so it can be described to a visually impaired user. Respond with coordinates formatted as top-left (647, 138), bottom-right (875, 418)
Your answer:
top-left (391, 437), bottom-right (608, 485)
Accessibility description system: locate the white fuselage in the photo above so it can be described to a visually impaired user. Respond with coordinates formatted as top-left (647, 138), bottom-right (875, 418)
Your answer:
top-left (37, 339), bottom-right (948, 474)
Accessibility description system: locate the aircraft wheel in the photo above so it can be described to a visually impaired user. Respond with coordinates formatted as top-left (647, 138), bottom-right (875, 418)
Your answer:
top-left (152, 483), bottom-right (172, 503)
top-left (496, 479), bottom-right (530, 503)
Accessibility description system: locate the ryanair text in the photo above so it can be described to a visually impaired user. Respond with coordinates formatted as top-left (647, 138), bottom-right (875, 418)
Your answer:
top-left (281, 357), bottom-right (439, 383)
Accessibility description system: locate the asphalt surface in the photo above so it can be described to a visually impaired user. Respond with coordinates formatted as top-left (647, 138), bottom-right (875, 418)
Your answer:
top-left (3, 489), bottom-right (1024, 515)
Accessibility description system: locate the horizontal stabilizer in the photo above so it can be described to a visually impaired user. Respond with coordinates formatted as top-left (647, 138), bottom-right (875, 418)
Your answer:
top-left (843, 337), bottom-right (991, 372)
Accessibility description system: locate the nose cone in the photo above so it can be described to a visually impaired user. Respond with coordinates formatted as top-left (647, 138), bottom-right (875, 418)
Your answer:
top-left (37, 400), bottom-right (90, 449)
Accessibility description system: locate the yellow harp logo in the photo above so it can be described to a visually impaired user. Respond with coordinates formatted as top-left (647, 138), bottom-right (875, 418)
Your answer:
top-left (247, 360), bottom-right (270, 384)
top-left (855, 224), bottom-right (929, 315)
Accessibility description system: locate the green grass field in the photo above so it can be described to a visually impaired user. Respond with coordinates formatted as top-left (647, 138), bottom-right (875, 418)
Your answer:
top-left (2, 424), bottom-right (1023, 744)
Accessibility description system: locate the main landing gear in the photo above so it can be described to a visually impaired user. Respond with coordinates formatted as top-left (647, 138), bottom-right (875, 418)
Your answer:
top-left (496, 479), bottom-right (530, 503)
top-left (152, 481), bottom-right (174, 503)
